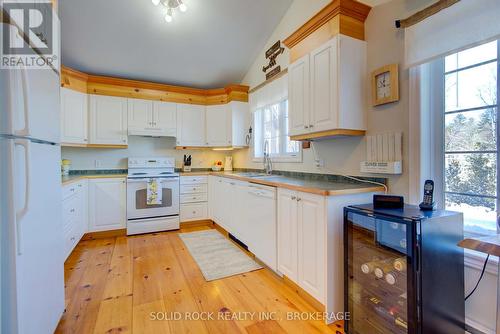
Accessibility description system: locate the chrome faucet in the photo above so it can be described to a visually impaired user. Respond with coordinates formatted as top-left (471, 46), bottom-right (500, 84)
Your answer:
top-left (263, 140), bottom-right (273, 175)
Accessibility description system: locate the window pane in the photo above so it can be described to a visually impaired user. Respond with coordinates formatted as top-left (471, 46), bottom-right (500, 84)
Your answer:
top-left (445, 193), bottom-right (497, 234)
top-left (445, 153), bottom-right (497, 197)
top-left (445, 108), bottom-right (497, 152)
top-left (445, 41), bottom-right (497, 72)
top-left (445, 61), bottom-right (497, 111)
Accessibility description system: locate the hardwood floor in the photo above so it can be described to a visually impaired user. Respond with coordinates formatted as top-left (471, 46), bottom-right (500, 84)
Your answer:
top-left (56, 226), bottom-right (345, 334)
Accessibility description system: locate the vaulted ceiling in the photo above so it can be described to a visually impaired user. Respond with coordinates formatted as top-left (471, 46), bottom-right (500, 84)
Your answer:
top-left (60, 0), bottom-right (293, 89)
top-left (60, 0), bottom-right (389, 89)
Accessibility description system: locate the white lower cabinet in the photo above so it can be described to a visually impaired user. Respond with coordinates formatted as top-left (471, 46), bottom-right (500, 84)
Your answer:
top-left (277, 189), bottom-right (299, 281)
top-left (209, 176), bottom-right (277, 271)
top-left (277, 188), bottom-right (326, 303)
top-left (88, 178), bottom-right (127, 232)
top-left (62, 180), bottom-right (88, 260)
top-left (180, 175), bottom-right (208, 222)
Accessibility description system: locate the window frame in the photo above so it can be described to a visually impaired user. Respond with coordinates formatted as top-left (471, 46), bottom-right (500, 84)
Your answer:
top-left (252, 99), bottom-right (302, 163)
top-left (430, 40), bottom-right (500, 237)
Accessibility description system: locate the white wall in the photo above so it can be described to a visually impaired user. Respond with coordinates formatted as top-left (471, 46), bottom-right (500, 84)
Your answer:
top-left (234, 0), bottom-right (428, 198)
top-left (61, 136), bottom-right (229, 170)
top-left (236, 0), bottom-right (498, 331)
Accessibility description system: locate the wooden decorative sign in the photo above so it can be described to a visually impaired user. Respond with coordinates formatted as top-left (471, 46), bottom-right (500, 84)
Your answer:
top-left (262, 40), bottom-right (284, 81)
top-left (266, 66), bottom-right (281, 81)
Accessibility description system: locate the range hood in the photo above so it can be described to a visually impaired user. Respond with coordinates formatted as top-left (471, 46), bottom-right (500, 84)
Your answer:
top-left (128, 129), bottom-right (176, 137)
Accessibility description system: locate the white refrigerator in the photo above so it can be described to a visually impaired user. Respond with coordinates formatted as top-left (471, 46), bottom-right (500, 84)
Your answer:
top-left (0, 23), bottom-right (65, 334)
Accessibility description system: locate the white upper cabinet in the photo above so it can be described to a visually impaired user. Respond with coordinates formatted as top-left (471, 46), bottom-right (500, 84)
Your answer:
top-left (128, 99), bottom-right (176, 137)
top-left (310, 38), bottom-right (338, 133)
top-left (206, 101), bottom-right (250, 147)
top-left (153, 101), bottom-right (177, 136)
top-left (89, 95), bottom-right (128, 145)
top-left (176, 103), bottom-right (207, 146)
top-left (128, 98), bottom-right (153, 132)
top-left (206, 104), bottom-right (230, 146)
top-left (288, 34), bottom-right (366, 138)
top-left (288, 54), bottom-right (310, 137)
top-left (60, 87), bottom-right (88, 144)
top-left (229, 101), bottom-right (250, 147)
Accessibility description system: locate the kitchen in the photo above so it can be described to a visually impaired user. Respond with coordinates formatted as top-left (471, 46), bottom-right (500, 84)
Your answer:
top-left (1, 0), bottom-right (500, 334)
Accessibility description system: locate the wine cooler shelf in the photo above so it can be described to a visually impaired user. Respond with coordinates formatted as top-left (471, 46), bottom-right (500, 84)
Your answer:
top-left (344, 204), bottom-right (465, 334)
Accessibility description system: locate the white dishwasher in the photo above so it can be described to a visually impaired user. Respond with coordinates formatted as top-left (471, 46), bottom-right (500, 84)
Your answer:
top-left (245, 183), bottom-right (277, 272)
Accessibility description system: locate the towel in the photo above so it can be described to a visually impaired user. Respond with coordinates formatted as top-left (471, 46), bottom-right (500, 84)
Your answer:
top-left (146, 178), bottom-right (162, 205)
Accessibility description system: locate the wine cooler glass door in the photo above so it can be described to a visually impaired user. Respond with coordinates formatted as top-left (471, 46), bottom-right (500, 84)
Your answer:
top-left (346, 212), bottom-right (411, 334)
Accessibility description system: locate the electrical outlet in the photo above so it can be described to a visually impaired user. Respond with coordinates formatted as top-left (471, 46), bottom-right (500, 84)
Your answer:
top-left (95, 160), bottom-right (102, 168)
top-left (316, 159), bottom-right (325, 168)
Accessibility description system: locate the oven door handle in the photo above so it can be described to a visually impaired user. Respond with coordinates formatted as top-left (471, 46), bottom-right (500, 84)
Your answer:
top-left (127, 177), bottom-right (179, 183)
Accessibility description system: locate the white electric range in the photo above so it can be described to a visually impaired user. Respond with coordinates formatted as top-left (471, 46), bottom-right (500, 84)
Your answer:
top-left (126, 157), bottom-right (180, 235)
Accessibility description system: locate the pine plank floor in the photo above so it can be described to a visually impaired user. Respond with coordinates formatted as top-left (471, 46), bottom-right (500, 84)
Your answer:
top-left (56, 226), bottom-right (345, 334)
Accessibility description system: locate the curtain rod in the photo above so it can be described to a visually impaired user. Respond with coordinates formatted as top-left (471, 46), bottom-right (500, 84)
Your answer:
top-left (395, 0), bottom-right (460, 28)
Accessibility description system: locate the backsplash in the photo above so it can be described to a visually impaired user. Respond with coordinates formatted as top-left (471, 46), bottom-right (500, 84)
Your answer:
top-left (61, 136), bottom-right (230, 170)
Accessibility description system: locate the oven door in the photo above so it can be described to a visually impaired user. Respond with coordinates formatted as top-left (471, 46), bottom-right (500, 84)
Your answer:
top-left (127, 177), bottom-right (180, 220)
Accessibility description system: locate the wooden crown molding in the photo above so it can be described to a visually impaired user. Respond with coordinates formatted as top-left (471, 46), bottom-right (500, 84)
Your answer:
top-left (283, 0), bottom-right (371, 49)
top-left (60, 65), bottom-right (249, 105)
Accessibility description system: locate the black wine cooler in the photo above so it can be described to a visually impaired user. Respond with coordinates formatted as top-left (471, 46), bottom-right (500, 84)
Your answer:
top-left (344, 204), bottom-right (465, 334)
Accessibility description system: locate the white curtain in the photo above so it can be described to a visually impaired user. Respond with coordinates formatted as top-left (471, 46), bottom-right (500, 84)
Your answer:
top-left (249, 73), bottom-right (288, 111)
top-left (404, 0), bottom-right (500, 68)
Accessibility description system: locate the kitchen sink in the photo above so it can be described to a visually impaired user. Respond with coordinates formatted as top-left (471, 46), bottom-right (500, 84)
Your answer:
top-left (232, 172), bottom-right (268, 178)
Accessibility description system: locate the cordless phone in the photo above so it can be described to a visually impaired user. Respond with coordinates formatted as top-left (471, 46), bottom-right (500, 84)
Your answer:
top-left (419, 180), bottom-right (436, 211)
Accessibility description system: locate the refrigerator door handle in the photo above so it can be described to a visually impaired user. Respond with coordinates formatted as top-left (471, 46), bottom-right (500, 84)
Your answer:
top-left (14, 67), bottom-right (30, 137)
top-left (14, 138), bottom-right (31, 255)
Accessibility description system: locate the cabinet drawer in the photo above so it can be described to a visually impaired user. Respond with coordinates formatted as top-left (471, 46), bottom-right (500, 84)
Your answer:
top-left (62, 180), bottom-right (85, 200)
top-left (180, 193), bottom-right (208, 204)
top-left (180, 184), bottom-right (208, 194)
top-left (180, 176), bottom-right (208, 185)
top-left (62, 195), bottom-right (79, 227)
top-left (180, 203), bottom-right (208, 222)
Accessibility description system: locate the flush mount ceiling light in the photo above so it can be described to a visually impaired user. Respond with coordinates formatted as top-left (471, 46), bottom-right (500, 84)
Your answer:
top-left (152, 0), bottom-right (187, 23)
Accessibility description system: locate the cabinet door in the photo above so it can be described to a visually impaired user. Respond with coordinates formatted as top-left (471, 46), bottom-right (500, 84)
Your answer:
top-left (206, 104), bottom-right (231, 146)
top-left (128, 98), bottom-right (152, 132)
top-left (89, 95), bottom-right (128, 145)
top-left (297, 191), bottom-right (326, 303)
top-left (88, 178), bottom-right (126, 232)
top-left (176, 104), bottom-right (206, 146)
top-left (288, 54), bottom-right (310, 136)
top-left (60, 88), bottom-right (88, 144)
top-left (219, 179), bottom-right (235, 232)
top-left (153, 101), bottom-right (177, 136)
top-left (211, 176), bottom-right (224, 224)
top-left (277, 188), bottom-right (298, 282)
top-left (229, 101), bottom-right (249, 147)
top-left (310, 38), bottom-right (339, 132)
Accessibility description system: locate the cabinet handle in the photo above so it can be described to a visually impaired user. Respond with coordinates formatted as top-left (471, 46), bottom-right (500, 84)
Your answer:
top-left (193, 188), bottom-right (197, 191)
top-left (309, 124), bottom-right (314, 128)
top-left (84, 139), bottom-right (88, 142)
top-left (70, 188), bottom-right (75, 192)
top-left (70, 237), bottom-right (75, 241)
top-left (304, 125), bottom-right (309, 129)
top-left (291, 196), bottom-right (296, 200)
top-left (70, 209), bottom-right (75, 212)
top-left (297, 197), bottom-right (302, 202)
top-left (192, 211), bottom-right (196, 214)
top-left (122, 140), bottom-right (126, 143)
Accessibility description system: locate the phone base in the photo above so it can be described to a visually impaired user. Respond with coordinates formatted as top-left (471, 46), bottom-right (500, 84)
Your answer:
top-left (419, 202), bottom-right (436, 211)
